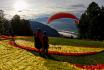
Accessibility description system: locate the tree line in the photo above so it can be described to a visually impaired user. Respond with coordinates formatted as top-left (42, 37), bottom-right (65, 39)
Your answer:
top-left (78, 2), bottom-right (104, 40)
top-left (0, 10), bottom-right (32, 36)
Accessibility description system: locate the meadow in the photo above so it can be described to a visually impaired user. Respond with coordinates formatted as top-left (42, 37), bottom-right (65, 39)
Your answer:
top-left (0, 36), bottom-right (104, 70)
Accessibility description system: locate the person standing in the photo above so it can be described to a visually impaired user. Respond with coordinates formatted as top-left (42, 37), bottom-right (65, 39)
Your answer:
top-left (42, 31), bottom-right (49, 55)
top-left (34, 28), bottom-right (43, 54)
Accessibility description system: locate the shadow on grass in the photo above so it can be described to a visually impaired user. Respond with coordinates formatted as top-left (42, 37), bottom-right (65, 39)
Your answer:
top-left (29, 50), bottom-right (104, 65)
top-left (29, 50), bottom-right (59, 61)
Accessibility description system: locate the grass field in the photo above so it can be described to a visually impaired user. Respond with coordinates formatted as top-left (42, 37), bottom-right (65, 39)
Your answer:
top-left (0, 40), bottom-right (80, 70)
top-left (0, 36), bottom-right (104, 70)
top-left (17, 36), bottom-right (104, 47)
top-left (15, 37), bottom-right (104, 64)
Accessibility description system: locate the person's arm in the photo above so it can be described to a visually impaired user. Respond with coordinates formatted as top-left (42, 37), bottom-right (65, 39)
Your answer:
top-left (41, 36), bottom-right (44, 48)
top-left (46, 36), bottom-right (49, 43)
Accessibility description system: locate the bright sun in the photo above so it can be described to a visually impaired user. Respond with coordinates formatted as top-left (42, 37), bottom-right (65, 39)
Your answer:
top-left (14, 1), bottom-right (28, 11)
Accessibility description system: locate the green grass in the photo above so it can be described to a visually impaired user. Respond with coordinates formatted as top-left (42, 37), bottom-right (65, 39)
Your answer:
top-left (16, 36), bottom-right (104, 48)
top-left (50, 52), bottom-right (104, 65)
top-left (1, 36), bottom-right (104, 70)
top-left (0, 40), bottom-right (80, 70)
top-left (49, 37), bottom-right (104, 47)
top-left (15, 36), bottom-right (104, 65)
top-left (15, 39), bottom-right (104, 53)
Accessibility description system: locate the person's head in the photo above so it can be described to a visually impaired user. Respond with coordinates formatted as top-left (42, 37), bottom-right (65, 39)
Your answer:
top-left (43, 31), bottom-right (47, 35)
top-left (37, 28), bottom-right (41, 32)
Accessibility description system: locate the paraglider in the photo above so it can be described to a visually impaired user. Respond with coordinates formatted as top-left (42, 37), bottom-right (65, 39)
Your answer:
top-left (48, 12), bottom-right (79, 24)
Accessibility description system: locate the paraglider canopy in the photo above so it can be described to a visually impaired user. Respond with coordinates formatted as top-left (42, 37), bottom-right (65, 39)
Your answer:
top-left (48, 12), bottom-right (79, 24)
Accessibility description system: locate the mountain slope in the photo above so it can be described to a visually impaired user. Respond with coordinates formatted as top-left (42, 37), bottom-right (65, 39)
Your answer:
top-left (34, 16), bottom-right (78, 32)
top-left (30, 21), bottom-right (60, 37)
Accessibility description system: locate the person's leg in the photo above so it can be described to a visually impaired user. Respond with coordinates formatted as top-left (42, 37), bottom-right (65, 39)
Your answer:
top-left (42, 47), bottom-right (46, 55)
top-left (45, 48), bottom-right (48, 55)
top-left (46, 49), bottom-right (48, 54)
top-left (39, 49), bottom-right (42, 55)
top-left (43, 47), bottom-right (48, 55)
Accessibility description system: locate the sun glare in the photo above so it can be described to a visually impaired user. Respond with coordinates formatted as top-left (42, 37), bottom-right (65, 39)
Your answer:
top-left (14, 1), bottom-right (28, 11)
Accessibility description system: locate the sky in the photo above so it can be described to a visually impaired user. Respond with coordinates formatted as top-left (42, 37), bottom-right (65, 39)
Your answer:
top-left (0, 0), bottom-right (104, 19)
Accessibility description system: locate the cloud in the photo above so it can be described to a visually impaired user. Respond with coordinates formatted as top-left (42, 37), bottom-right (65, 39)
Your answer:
top-left (0, 0), bottom-right (104, 19)
top-left (71, 4), bottom-right (86, 8)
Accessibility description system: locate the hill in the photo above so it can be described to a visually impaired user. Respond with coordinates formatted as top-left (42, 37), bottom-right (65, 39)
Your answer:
top-left (34, 14), bottom-right (78, 32)
top-left (30, 21), bottom-right (60, 37)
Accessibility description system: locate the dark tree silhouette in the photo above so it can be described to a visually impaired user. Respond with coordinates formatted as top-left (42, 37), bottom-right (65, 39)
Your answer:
top-left (0, 10), bottom-right (10, 35)
top-left (11, 15), bottom-right (32, 36)
top-left (78, 2), bottom-right (104, 40)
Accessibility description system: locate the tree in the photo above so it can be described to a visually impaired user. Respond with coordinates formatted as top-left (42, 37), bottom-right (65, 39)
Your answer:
top-left (86, 2), bottom-right (100, 17)
top-left (19, 19), bottom-right (33, 35)
top-left (0, 10), bottom-right (4, 34)
top-left (11, 15), bottom-right (21, 35)
top-left (0, 10), bottom-right (9, 35)
top-left (78, 13), bottom-right (90, 39)
top-left (96, 6), bottom-right (104, 40)
top-left (11, 15), bottom-right (32, 36)
top-left (86, 2), bottom-right (100, 40)
top-left (78, 2), bottom-right (104, 40)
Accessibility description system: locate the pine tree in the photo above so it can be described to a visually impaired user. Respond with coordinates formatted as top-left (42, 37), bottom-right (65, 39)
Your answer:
top-left (79, 2), bottom-right (104, 40)
top-left (11, 15), bottom-right (32, 36)
top-left (0, 10), bottom-right (9, 35)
